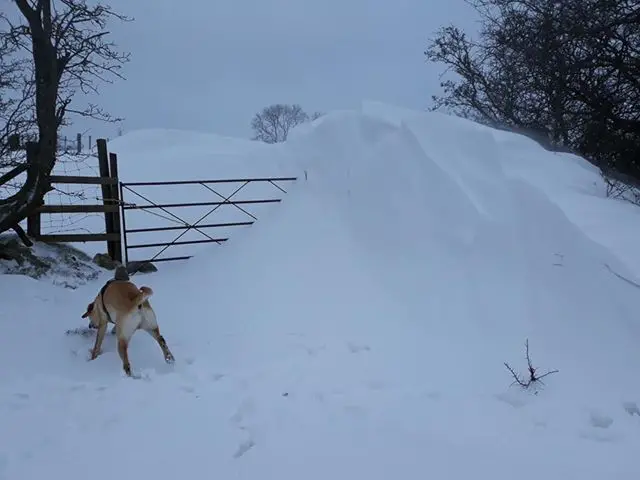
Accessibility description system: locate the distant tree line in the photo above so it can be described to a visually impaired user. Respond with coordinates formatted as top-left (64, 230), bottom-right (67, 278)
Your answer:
top-left (425, 0), bottom-right (640, 183)
top-left (251, 104), bottom-right (323, 144)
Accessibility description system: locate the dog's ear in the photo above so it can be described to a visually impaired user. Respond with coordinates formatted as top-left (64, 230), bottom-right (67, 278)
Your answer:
top-left (140, 286), bottom-right (153, 296)
top-left (81, 302), bottom-right (94, 318)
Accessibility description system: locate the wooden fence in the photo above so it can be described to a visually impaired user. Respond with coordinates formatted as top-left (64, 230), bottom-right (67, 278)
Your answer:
top-left (21, 139), bottom-right (297, 268)
top-left (26, 138), bottom-right (123, 263)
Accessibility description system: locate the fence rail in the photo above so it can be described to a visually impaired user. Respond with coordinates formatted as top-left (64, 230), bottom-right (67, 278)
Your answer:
top-left (49, 175), bottom-right (118, 185)
top-left (6, 132), bottom-right (112, 155)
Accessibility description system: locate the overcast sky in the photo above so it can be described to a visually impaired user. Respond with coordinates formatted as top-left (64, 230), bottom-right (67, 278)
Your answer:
top-left (63, 0), bottom-right (478, 141)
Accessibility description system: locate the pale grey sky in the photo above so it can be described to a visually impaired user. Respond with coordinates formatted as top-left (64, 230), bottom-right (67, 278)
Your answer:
top-left (65, 0), bottom-right (478, 141)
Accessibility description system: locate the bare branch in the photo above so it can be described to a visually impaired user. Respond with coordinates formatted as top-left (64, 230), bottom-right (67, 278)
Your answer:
top-left (504, 339), bottom-right (559, 390)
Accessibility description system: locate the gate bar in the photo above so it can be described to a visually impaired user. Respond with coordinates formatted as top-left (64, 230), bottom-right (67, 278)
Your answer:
top-left (122, 177), bottom-right (297, 187)
top-left (122, 199), bottom-right (281, 210)
top-left (125, 221), bottom-right (253, 234)
top-left (128, 238), bottom-right (228, 249)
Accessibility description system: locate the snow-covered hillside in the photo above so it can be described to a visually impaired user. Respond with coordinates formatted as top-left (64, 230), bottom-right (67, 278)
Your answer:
top-left (2, 101), bottom-right (640, 479)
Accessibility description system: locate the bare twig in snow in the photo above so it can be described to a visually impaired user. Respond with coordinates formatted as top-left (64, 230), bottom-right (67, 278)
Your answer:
top-left (504, 339), bottom-right (558, 389)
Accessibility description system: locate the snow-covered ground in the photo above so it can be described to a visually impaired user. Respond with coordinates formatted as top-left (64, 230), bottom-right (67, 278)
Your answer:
top-left (2, 101), bottom-right (640, 479)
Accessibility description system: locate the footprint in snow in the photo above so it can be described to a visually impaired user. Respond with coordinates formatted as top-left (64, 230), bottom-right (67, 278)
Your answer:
top-left (103, 414), bottom-right (121, 429)
top-left (425, 391), bottom-right (441, 401)
top-left (3, 392), bottom-right (30, 411)
top-left (302, 345), bottom-right (325, 356)
top-left (343, 405), bottom-right (367, 418)
top-left (180, 385), bottom-right (196, 394)
top-left (589, 411), bottom-right (614, 429)
top-left (230, 398), bottom-right (255, 426)
top-left (578, 428), bottom-right (620, 444)
top-left (233, 439), bottom-right (255, 459)
top-left (494, 387), bottom-right (541, 409)
top-left (578, 411), bottom-right (619, 444)
top-left (347, 342), bottom-right (371, 354)
top-left (622, 401), bottom-right (640, 417)
top-left (366, 380), bottom-right (386, 391)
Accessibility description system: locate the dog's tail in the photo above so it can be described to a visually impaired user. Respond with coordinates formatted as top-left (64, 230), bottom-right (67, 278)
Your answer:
top-left (131, 286), bottom-right (154, 308)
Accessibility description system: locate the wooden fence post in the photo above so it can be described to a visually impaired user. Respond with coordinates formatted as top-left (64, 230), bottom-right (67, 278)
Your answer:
top-left (25, 142), bottom-right (41, 239)
top-left (96, 138), bottom-right (115, 260)
top-left (109, 152), bottom-right (122, 264)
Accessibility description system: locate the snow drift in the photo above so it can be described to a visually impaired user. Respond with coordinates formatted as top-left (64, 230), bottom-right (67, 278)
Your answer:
top-left (2, 102), bottom-right (640, 479)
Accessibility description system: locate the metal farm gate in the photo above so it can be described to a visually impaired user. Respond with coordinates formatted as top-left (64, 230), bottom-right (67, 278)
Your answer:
top-left (118, 176), bottom-right (297, 265)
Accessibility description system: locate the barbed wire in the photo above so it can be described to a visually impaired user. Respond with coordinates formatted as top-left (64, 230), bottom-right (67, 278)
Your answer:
top-left (0, 134), bottom-right (112, 236)
top-left (41, 151), bottom-right (104, 235)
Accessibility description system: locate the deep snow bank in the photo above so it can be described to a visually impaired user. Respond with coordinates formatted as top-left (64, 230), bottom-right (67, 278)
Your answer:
top-left (106, 128), bottom-right (279, 182)
top-left (3, 102), bottom-right (640, 479)
top-left (137, 104), bottom-right (640, 475)
top-left (359, 101), bottom-right (640, 276)
top-left (200, 106), bottom-right (640, 402)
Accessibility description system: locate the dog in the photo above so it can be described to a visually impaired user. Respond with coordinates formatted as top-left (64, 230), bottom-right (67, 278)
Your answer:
top-left (81, 267), bottom-right (174, 376)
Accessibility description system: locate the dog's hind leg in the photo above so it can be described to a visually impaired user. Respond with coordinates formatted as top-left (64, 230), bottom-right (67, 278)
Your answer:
top-left (117, 336), bottom-right (132, 376)
top-left (115, 313), bottom-right (139, 377)
top-left (145, 326), bottom-right (175, 364)
top-left (139, 305), bottom-right (175, 364)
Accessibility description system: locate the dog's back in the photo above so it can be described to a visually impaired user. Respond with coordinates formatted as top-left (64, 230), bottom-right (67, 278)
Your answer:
top-left (103, 281), bottom-right (153, 315)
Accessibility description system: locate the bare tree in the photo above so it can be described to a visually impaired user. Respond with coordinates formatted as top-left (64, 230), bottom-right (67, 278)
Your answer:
top-left (0, 0), bottom-right (130, 239)
top-left (425, 0), bottom-right (640, 181)
top-left (251, 103), bottom-right (310, 143)
top-left (0, 16), bottom-right (35, 167)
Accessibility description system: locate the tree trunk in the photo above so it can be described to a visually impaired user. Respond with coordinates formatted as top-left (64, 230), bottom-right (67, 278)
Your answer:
top-left (0, 0), bottom-right (58, 238)
top-left (0, 142), bottom-right (49, 236)
top-left (30, 0), bottom-right (58, 179)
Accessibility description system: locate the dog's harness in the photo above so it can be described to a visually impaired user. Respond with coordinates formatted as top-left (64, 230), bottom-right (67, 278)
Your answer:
top-left (97, 278), bottom-right (143, 325)
top-left (99, 279), bottom-right (116, 324)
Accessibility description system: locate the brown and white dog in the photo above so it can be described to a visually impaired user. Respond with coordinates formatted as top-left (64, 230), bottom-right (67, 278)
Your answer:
top-left (81, 272), bottom-right (174, 376)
